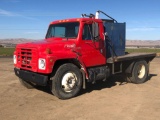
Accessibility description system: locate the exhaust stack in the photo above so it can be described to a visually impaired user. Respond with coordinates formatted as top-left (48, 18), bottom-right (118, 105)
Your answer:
top-left (95, 11), bottom-right (99, 19)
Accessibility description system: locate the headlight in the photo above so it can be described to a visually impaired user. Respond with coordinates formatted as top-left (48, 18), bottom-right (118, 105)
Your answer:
top-left (13, 55), bottom-right (17, 64)
top-left (38, 58), bottom-right (46, 70)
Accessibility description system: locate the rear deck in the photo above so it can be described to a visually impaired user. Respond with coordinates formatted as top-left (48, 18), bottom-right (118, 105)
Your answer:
top-left (107, 53), bottom-right (156, 63)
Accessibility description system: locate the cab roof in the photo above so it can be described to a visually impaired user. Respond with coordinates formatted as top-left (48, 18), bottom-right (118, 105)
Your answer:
top-left (50, 18), bottom-right (103, 25)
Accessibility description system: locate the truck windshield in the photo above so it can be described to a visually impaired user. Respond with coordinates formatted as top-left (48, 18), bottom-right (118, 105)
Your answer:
top-left (46, 22), bottom-right (79, 39)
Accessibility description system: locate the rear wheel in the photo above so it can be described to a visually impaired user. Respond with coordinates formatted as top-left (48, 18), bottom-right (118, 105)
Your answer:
top-left (19, 78), bottom-right (35, 89)
top-left (126, 60), bottom-right (149, 84)
top-left (51, 63), bottom-right (82, 99)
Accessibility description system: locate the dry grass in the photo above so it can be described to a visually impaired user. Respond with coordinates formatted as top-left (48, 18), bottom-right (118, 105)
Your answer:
top-left (0, 47), bottom-right (15, 56)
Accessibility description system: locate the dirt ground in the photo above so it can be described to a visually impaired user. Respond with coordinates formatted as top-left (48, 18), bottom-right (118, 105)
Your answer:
top-left (0, 57), bottom-right (160, 120)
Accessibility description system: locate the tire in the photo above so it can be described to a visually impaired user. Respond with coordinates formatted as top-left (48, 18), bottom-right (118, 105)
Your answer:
top-left (19, 78), bottom-right (35, 89)
top-left (51, 63), bottom-right (82, 99)
top-left (127, 60), bottom-right (149, 84)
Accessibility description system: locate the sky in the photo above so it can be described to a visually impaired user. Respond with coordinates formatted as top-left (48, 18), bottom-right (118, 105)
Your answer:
top-left (0, 0), bottom-right (160, 40)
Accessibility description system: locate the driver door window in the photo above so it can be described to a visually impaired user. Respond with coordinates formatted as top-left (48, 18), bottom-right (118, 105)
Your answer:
top-left (82, 24), bottom-right (92, 40)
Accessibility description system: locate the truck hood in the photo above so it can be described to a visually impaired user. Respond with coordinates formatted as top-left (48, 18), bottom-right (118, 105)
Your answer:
top-left (16, 38), bottom-right (77, 52)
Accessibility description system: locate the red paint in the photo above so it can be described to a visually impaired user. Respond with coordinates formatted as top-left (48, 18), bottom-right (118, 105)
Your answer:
top-left (14, 18), bottom-right (106, 76)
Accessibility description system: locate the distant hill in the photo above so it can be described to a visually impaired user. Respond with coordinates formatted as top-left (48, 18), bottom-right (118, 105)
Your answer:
top-left (0, 38), bottom-right (36, 44)
top-left (0, 38), bottom-right (160, 47)
top-left (126, 40), bottom-right (160, 47)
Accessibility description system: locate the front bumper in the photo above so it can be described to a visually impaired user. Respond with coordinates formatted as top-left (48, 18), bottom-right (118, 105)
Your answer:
top-left (14, 68), bottom-right (48, 86)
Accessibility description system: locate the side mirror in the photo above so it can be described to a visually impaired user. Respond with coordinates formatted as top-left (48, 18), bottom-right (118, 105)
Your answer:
top-left (92, 22), bottom-right (99, 40)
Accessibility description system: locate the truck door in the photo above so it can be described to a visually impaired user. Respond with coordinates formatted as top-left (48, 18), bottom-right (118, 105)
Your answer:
top-left (79, 22), bottom-right (106, 67)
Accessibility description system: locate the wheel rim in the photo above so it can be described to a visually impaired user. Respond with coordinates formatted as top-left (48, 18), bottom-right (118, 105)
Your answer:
top-left (137, 64), bottom-right (146, 79)
top-left (61, 72), bottom-right (77, 93)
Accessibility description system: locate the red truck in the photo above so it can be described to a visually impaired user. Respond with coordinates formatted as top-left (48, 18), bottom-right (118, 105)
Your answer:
top-left (14, 11), bottom-right (156, 99)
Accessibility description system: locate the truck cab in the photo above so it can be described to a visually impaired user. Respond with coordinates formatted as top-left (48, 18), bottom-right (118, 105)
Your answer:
top-left (46, 18), bottom-right (107, 67)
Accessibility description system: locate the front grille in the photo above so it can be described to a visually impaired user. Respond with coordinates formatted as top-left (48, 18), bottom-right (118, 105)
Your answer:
top-left (17, 48), bottom-right (38, 71)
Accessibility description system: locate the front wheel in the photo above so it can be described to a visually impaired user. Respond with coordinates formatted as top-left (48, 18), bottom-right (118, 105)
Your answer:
top-left (51, 63), bottom-right (82, 99)
top-left (126, 60), bottom-right (149, 84)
